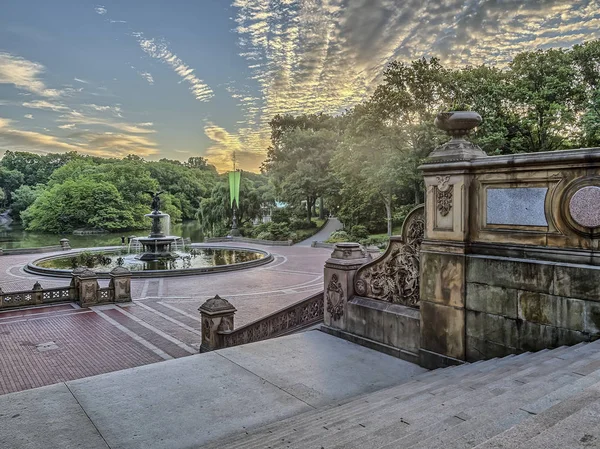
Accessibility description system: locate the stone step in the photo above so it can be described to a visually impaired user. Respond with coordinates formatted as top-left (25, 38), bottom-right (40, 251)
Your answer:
top-left (209, 342), bottom-right (600, 449)
top-left (217, 345), bottom-right (594, 449)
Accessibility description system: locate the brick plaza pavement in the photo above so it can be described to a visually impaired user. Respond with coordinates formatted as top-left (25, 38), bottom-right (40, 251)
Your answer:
top-left (0, 243), bottom-right (330, 395)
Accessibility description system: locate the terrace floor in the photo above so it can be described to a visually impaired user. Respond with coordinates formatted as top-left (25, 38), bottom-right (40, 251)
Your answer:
top-left (0, 243), bottom-right (330, 395)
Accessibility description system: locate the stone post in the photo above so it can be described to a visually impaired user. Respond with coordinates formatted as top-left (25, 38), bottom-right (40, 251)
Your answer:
top-left (60, 238), bottom-right (71, 250)
top-left (109, 266), bottom-right (132, 303)
top-left (0, 287), bottom-right (4, 308)
top-left (198, 295), bottom-right (237, 352)
top-left (75, 268), bottom-right (99, 307)
top-left (32, 281), bottom-right (43, 305)
top-left (418, 110), bottom-right (486, 369)
top-left (323, 243), bottom-right (371, 331)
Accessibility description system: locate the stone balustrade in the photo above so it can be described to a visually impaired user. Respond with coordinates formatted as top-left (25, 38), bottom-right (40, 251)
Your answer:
top-left (0, 266), bottom-right (132, 311)
top-left (198, 291), bottom-right (324, 352)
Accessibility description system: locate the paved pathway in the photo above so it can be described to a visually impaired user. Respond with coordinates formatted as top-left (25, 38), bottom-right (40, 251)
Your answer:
top-left (0, 331), bottom-right (426, 449)
top-left (295, 217), bottom-right (343, 246)
top-left (0, 243), bottom-right (331, 395)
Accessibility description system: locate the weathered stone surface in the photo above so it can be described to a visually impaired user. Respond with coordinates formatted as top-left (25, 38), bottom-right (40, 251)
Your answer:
top-left (466, 335), bottom-right (516, 361)
top-left (518, 321), bottom-right (589, 352)
top-left (467, 256), bottom-right (555, 294)
top-left (466, 282), bottom-right (518, 319)
top-left (486, 187), bottom-right (548, 226)
top-left (518, 291), bottom-right (585, 332)
top-left (420, 300), bottom-right (465, 360)
top-left (554, 264), bottom-right (600, 301)
top-left (421, 251), bottom-right (465, 308)
top-left (585, 301), bottom-right (600, 334)
top-left (466, 310), bottom-right (519, 349)
top-left (569, 186), bottom-right (600, 228)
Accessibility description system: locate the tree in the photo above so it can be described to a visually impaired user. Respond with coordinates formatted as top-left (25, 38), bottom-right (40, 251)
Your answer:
top-left (10, 185), bottom-right (44, 219)
top-left (22, 179), bottom-right (135, 233)
top-left (572, 40), bottom-right (600, 147)
top-left (0, 166), bottom-right (24, 207)
top-left (507, 48), bottom-right (585, 152)
top-left (264, 127), bottom-right (340, 223)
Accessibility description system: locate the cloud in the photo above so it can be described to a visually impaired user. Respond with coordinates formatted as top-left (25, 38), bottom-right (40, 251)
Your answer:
top-left (0, 117), bottom-right (159, 158)
top-left (110, 20), bottom-right (127, 24)
top-left (138, 71), bottom-right (154, 85)
top-left (95, 5), bottom-right (107, 15)
top-left (74, 77), bottom-right (89, 84)
top-left (133, 32), bottom-right (213, 102)
top-left (22, 100), bottom-right (70, 112)
top-left (0, 52), bottom-right (62, 97)
top-left (58, 123), bottom-right (76, 129)
top-left (57, 110), bottom-right (156, 134)
top-left (203, 123), bottom-right (266, 172)
top-left (198, 0), bottom-right (599, 171)
top-left (24, 114), bottom-right (33, 119)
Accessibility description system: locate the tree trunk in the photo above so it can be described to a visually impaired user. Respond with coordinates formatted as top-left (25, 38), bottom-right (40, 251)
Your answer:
top-left (306, 196), bottom-right (312, 223)
top-left (319, 197), bottom-right (325, 219)
top-left (385, 196), bottom-right (392, 237)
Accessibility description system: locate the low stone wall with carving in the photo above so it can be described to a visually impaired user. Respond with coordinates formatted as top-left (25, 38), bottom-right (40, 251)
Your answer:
top-left (320, 207), bottom-right (424, 364)
top-left (421, 145), bottom-right (600, 367)
top-left (0, 239), bottom-right (71, 256)
top-left (0, 266), bottom-right (131, 311)
top-left (198, 292), bottom-right (324, 352)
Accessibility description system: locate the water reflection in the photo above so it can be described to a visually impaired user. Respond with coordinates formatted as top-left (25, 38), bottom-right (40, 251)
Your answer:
top-left (0, 221), bottom-right (205, 249)
top-left (38, 248), bottom-right (264, 271)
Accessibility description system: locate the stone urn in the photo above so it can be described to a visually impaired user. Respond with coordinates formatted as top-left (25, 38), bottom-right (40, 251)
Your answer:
top-left (434, 111), bottom-right (482, 138)
top-left (427, 110), bottom-right (487, 162)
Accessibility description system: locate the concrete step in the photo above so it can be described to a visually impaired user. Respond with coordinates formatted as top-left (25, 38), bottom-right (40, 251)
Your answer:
top-left (202, 342), bottom-right (600, 449)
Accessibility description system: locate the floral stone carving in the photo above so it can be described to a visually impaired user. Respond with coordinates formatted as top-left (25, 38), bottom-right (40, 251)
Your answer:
top-left (326, 274), bottom-right (344, 320)
top-left (436, 175), bottom-right (453, 217)
top-left (354, 205), bottom-right (424, 308)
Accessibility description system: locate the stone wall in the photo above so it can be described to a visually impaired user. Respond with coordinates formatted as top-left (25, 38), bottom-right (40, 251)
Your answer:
top-left (420, 144), bottom-right (600, 367)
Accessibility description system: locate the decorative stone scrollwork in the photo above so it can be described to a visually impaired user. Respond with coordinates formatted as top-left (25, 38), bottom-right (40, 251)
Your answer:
top-left (326, 274), bottom-right (344, 320)
top-left (353, 205), bottom-right (424, 308)
top-left (436, 175), bottom-right (453, 217)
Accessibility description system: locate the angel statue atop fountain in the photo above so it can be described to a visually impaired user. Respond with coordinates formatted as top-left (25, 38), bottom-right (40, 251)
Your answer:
top-left (145, 191), bottom-right (164, 214)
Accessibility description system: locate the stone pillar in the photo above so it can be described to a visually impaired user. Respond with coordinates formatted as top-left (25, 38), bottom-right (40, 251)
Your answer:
top-left (418, 110), bottom-right (486, 369)
top-left (323, 243), bottom-right (371, 331)
top-left (32, 281), bottom-right (43, 305)
top-left (60, 238), bottom-right (71, 250)
top-left (109, 267), bottom-right (132, 303)
top-left (198, 295), bottom-right (237, 352)
top-left (75, 268), bottom-right (99, 307)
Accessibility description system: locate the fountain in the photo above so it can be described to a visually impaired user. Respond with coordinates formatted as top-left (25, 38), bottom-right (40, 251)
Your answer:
top-left (26, 190), bottom-right (274, 277)
top-left (136, 191), bottom-right (178, 261)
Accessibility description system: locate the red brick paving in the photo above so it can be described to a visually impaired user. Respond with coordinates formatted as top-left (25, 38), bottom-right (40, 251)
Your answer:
top-left (0, 307), bottom-right (162, 395)
top-left (0, 244), bottom-right (330, 396)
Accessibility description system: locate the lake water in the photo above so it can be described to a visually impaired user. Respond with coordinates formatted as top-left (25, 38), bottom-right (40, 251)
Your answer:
top-left (0, 221), bottom-right (205, 249)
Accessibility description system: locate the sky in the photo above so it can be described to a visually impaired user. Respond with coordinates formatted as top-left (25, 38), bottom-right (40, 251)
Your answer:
top-left (0, 0), bottom-right (599, 172)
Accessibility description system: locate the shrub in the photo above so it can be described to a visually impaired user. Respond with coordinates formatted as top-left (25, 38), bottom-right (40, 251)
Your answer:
top-left (271, 208), bottom-right (291, 224)
top-left (349, 225), bottom-right (369, 240)
top-left (289, 218), bottom-right (316, 230)
top-left (251, 222), bottom-right (292, 241)
top-left (326, 230), bottom-right (351, 243)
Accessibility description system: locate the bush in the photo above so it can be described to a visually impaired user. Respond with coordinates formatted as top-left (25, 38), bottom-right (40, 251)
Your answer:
top-left (289, 218), bottom-right (316, 230)
top-left (349, 225), bottom-right (369, 240)
top-left (360, 235), bottom-right (390, 250)
top-left (251, 222), bottom-right (292, 241)
top-left (271, 208), bottom-right (291, 224)
top-left (325, 230), bottom-right (351, 243)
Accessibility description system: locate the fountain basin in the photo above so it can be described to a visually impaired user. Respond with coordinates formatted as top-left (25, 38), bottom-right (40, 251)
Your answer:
top-left (25, 245), bottom-right (273, 278)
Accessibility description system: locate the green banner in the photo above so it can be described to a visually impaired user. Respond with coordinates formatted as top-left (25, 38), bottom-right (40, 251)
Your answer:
top-left (228, 171), bottom-right (241, 208)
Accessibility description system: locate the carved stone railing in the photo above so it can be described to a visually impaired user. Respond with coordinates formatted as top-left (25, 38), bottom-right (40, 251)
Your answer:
top-left (198, 292), bottom-right (324, 352)
top-left (353, 205), bottom-right (424, 308)
top-left (0, 266), bottom-right (132, 311)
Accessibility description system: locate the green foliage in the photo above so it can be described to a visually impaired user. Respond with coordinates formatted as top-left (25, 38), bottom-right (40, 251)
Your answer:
top-left (252, 222), bottom-right (292, 241)
top-left (289, 218), bottom-right (316, 230)
top-left (326, 230), bottom-right (351, 243)
top-left (349, 225), bottom-right (369, 240)
top-left (271, 208), bottom-right (291, 224)
top-left (10, 185), bottom-right (44, 219)
top-left (22, 179), bottom-right (135, 233)
top-left (70, 251), bottom-right (112, 269)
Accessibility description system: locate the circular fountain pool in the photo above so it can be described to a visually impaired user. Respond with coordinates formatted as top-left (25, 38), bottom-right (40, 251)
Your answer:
top-left (26, 245), bottom-right (273, 278)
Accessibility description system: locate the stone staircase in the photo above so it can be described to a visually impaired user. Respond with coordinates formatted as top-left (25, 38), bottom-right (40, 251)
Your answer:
top-left (201, 339), bottom-right (600, 449)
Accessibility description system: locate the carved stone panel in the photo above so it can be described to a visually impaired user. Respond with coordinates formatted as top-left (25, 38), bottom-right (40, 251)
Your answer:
top-left (354, 205), bottom-right (424, 308)
top-left (326, 274), bottom-right (344, 320)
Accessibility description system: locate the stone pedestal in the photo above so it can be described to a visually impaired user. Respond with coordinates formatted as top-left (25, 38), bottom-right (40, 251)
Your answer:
top-left (198, 295), bottom-right (237, 352)
top-left (32, 281), bottom-right (43, 305)
top-left (75, 269), bottom-right (100, 307)
top-left (60, 238), bottom-right (71, 250)
top-left (109, 267), bottom-right (132, 303)
top-left (323, 243), bottom-right (371, 330)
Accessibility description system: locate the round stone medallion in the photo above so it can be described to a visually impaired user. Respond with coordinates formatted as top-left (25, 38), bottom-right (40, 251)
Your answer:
top-left (569, 186), bottom-right (600, 228)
